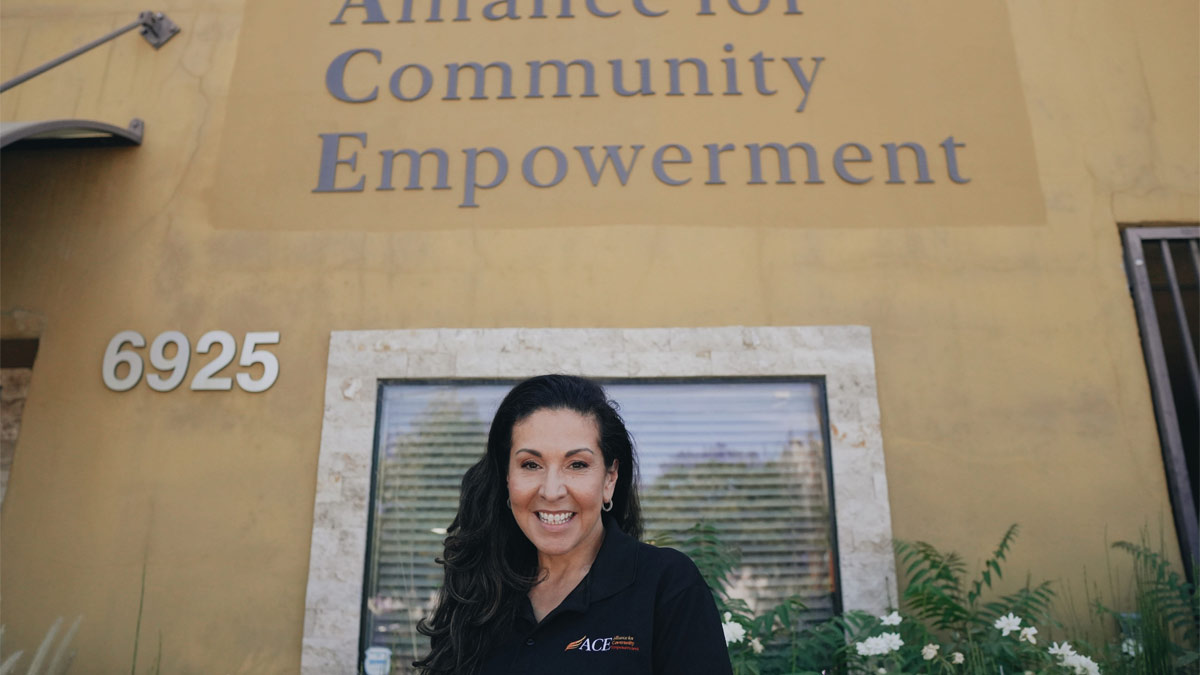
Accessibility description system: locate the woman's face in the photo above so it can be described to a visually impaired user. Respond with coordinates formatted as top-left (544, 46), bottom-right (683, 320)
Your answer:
top-left (506, 408), bottom-right (618, 566)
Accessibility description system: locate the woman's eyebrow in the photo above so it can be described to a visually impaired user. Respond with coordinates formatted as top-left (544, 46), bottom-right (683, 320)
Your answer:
top-left (513, 447), bottom-right (594, 457)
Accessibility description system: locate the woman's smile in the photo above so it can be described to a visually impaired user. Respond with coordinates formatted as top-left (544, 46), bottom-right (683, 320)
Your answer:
top-left (536, 511), bottom-right (575, 526)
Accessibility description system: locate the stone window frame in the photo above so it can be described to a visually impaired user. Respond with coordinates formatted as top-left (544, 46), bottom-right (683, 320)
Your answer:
top-left (301, 326), bottom-right (896, 674)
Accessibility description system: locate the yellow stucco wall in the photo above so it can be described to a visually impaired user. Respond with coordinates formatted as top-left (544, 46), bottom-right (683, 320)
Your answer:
top-left (1, 0), bottom-right (1197, 672)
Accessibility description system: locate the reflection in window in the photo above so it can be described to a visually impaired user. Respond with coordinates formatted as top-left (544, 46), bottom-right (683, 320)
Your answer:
top-left (361, 379), bottom-right (837, 669)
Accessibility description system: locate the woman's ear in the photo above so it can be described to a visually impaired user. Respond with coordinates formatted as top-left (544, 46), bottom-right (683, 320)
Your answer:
top-left (605, 459), bottom-right (619, 500)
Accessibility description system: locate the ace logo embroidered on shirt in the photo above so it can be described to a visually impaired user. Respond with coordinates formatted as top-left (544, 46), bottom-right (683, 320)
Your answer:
top-left (565, 635), bottom-right (640, 652)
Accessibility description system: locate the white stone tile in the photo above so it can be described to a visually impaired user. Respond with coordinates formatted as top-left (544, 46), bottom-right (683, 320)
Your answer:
top-left (533, 351), bottom-right (585, 375)
top-left (665, 326), bottom-right (744, 353)
top-left (626, 349), bottom-right (714, 377)
top-left (710, 350), bottom-right (785, 375)
top-left (340, 473), bottom-right (370, 509)
top-left (304, 575), bottom-right (358, 609)
top-left (312, 470), bottom-right (346, 505)
top-left (307, 529), bottom-right (339, 565)
top-left (619, 327), bottom-right (672, 351)
top-left (520, 328), bottom-right (606, 354)
top-left (443, 329), bottom-right (519, 362)
top-left (578, 351), bottom-right (631, 376)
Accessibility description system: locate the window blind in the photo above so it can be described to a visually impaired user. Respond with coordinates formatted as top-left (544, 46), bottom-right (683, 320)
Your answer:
top-left (362, 380), bottom-right (837, 669)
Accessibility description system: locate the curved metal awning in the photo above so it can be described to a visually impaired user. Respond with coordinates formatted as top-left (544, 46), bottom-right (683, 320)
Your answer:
top-left (0, 118), bottom-right (143, 150)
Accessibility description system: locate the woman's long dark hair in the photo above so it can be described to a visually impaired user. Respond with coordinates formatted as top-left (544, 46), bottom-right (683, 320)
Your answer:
top-left (414, 374), bottom-right (643, 675)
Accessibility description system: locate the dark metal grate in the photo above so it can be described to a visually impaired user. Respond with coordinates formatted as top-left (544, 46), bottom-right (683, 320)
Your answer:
top-left (1123, 225), bottom-right (1199, 584)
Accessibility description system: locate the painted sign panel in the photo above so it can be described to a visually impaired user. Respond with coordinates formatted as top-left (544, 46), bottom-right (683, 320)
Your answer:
top-left (214, 0), bottom-right (1045, 229)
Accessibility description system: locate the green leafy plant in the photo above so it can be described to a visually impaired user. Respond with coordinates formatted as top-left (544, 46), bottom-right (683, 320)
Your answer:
top-left (672, 522), bottom-right (1068, 674)
top-left (894, 524), bottom-right (1057, 671)
top-left (0, 617), bottom-right (81, 675)
top-left (1085, 533), bottom-right (1199, 675)
top-left (664, 522), bottom-right (812, 675)
top-left (662, 521), bottom-right (1196, 674)
top-left (0, 560), bottom-right (163, 675)
top-left (130, 560), bottom-right (163, 675)
top-left (896, 524), bottom-right (1056, 633)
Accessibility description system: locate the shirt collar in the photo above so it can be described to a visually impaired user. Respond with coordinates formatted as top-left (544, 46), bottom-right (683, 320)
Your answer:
top-left (525, 514), bottom-right (639, 621)
top-left (584, 514), bottom-right (639, 604)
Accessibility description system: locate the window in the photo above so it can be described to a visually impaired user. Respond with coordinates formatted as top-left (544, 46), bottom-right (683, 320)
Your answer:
top-left (361, 379), bottom-right (838, 667)
top-left (301, 326), bottom-right (894, 675)
top-left (1122, 225), bottom-right (1200, 583)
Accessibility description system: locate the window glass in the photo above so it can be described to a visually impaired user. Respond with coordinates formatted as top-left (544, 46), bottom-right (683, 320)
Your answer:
top-left (362, 379), bottom-right (837, 667)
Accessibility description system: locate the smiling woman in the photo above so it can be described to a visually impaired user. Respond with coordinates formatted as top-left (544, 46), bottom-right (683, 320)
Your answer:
top-left (413, 374), bottom-right (733, 675)
top-left (507, 408), bottom-right (617, 615)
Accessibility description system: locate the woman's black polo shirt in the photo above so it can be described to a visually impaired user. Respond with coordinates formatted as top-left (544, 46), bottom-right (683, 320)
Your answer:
top-left (478, 516), bottom-right (734, 675)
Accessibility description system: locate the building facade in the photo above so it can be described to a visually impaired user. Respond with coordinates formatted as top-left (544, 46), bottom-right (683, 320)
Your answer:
top-left (1, 0), bottom-right (1197, 672)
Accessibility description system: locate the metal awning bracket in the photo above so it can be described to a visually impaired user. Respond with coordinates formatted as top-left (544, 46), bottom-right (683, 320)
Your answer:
top-left (0, 11), bottom-right (181, 93)
top-left (138, 11), bottom-right (180, 49)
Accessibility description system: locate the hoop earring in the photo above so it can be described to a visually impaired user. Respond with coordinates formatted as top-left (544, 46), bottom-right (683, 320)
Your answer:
top-left (602, 500), bottom-right (613, 512)
top-left (506, 498), bottom-right (511, 509)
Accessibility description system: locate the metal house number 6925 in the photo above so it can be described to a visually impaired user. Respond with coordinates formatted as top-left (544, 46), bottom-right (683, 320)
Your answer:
top-left (102, 330), bottom-right (280, 393)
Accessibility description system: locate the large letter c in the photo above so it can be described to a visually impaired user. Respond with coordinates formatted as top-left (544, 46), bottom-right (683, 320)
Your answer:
top-left (326, 48), bottom-right (381, 103)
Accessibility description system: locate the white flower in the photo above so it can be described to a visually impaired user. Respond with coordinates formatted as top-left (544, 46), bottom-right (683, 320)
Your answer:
top-left (951, 651), bottom-right (965, 664)
top-left (1049, 641), bottom-right (1100, 675)
top-left (877, 669), bottom-right (887, 675)
top-left (879, 634), bottom-right (901, 654)
top-left (723, 612), bottom-right (732, 622)
top-left (921, 643), bottom-right (939, 660)
top-left (749, 637), bottom-right (763, 654)
top-left (855, 638), bottom-right (880, 656)
top-left (879, 610), bottom-right (902, 626)
top-left (1019, 626), bottom-right (1038, 644)
top-left (855, 634), bottom-right (903, 657)
top-left (994, 613), bottom-right (1022, 636)
top-left (1060, 653), bottom-right (1101, 675)
top-left (1121, 638), bottom-right (1142, 656)
top-left (722, 619), bottom-right (746, 645)
top-left (1049, 641), bottom-right (1076, 658)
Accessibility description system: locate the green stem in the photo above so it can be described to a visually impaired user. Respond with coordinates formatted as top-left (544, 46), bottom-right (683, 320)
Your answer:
top-left (131, 562), bottom-right (147, 675)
